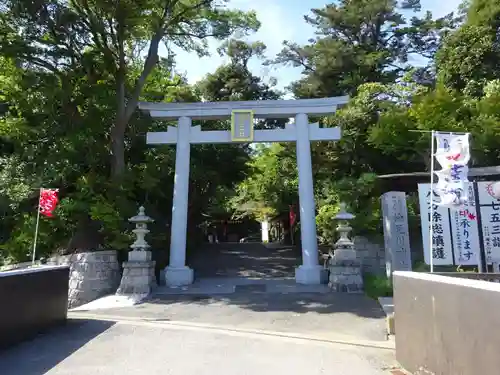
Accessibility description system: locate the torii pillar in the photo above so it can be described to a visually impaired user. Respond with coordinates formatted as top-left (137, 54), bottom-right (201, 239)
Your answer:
top-left (139, 96), bottom-right (349, 286)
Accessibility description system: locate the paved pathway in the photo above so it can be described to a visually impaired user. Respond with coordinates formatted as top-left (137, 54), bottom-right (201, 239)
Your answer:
top-left (80, 290), bottom-right (388, 342)
top-left (188, 243), bottom-right (301, 279)
top-left (153, 242), bottom-right (387, 342)
top-left (0, 317), bottom-right (396, 375)
top-left (0, 243), bottom-right (397, 374)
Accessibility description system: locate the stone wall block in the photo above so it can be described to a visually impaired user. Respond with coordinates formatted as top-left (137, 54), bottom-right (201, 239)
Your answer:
top-left (48, 250), bottom-right (121, 309)
top-left (351, 236), bottom-right (386, 274)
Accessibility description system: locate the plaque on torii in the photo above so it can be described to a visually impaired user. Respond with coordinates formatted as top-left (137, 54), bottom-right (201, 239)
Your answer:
top-left (139, 96), bottom-right (349, 287)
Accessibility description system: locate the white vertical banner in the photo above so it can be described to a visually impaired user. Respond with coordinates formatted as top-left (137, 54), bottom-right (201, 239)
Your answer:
top-left (432, 132), bottom-right (470, 208)
top-left (449, 183), bottom-right (480, 266)
top-left (418, 184), bottom-right (454, 265)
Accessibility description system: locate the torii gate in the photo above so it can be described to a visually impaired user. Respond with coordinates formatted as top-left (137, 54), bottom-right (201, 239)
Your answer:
top-left (139, 96), bottom-right (349, 287)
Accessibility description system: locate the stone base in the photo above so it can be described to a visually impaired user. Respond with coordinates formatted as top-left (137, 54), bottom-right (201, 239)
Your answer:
top-left (333, 248), bottom-right (357, 261)
top-left (295, 265), bottom-right (325, 285)
top-left (328, 258), bottom-right (363, 293)
top-left (116, 260), bottom-right (156, 295)
top-left (158, 269), bottom-right (166, 286)
top-left (164, 266), bottom-right (194, 287)
top-left (128, 250), bottom-right (152, 262)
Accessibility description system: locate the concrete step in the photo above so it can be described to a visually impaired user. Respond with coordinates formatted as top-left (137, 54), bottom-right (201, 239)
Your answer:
top-left (378, 297), bottom-right (395, 336)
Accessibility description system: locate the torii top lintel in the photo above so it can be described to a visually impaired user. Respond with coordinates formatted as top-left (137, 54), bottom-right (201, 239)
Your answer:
top-left (138, 96), bottom-right (349, 120)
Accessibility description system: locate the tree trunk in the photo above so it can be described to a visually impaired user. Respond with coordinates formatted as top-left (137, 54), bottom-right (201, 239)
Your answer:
top-left (110, 117), bottom-right (127, 178)
top-left (109, 33), bottom-right (162, 180)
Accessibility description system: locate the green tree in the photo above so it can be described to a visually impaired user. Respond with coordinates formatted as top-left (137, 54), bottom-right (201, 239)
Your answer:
top-left (0, 0), bottom-right (259, 179)
top-left (198, 39), bottom-right (283, 128)
top-left (194, 39), bottom-right (283, 225)
top-left (230, 143), bottom-right (298, 221)
top-left (369, 79), bottom-right (500, 168)
top-left (0, 52), bottom-right (196, 261)
top-left (272, 0), bottom-right (454, 98)
top-left (436, 0), bottom-right (500, 95)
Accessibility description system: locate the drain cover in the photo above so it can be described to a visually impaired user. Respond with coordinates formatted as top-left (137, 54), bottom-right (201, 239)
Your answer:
top-left (235, 284), bottom-right (266, 293)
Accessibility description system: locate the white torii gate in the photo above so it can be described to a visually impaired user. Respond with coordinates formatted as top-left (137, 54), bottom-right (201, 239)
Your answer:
top-left (139, 96), bottom-right (349, 287)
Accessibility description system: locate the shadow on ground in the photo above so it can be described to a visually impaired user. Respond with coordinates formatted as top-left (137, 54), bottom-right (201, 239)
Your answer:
top-left (165, 243), bottom-right (382, 319)
top-left (79, 292), bottom-right (386, 341)
top-left (68, 243), bottom-right (386, 342)
top-left (188, 243), bottom-right (301, 279)
top-left (147, 292), bottom-right (384, 319)
top-left (0, 319), bottom-right (115, 375)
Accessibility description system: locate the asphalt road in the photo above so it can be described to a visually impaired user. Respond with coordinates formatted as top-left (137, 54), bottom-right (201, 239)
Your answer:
top-left (0, 318), bottom-right (395, 375)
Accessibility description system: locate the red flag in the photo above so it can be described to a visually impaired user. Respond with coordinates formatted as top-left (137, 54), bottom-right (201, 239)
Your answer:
top-left (289, 205), bottom-right (296, 227)
top-left (39, 189), bottom-right (59, 217)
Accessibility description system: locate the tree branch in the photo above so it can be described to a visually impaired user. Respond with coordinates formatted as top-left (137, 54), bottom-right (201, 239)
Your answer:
top-left (123, 32), bottom-right (162, 121)
top-left (168, 31), bottom-right (220, 38)
top-left (168, 0), bottom-right (212, 26)
top-left (122, 0), bottom-right (211, 121)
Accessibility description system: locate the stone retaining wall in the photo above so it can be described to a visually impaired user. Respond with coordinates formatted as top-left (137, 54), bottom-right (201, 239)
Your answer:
top-left (47, 251), bottom-right (120, 309)
top-left (319, 236), bottom-right (386, 275)
top-left (352, 236), bottom-right (386, 275)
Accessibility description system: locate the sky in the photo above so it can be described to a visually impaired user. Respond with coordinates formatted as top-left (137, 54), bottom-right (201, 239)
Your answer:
top-left (164, 0), bottom-right (464, 92)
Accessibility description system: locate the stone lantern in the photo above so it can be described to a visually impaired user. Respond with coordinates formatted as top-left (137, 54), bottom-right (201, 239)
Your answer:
top-left (116, 206), bottom-right (157, 296)
top-left (128, 206), bottom-right (153, 258)
top-left (328, 203), bottom-right (363, 293)
top-left (332, 203), bottom-right (356, 259)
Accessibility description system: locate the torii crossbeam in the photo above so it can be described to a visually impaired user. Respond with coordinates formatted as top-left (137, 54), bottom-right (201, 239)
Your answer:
top-left (139, 96), bottom-right (349, 287)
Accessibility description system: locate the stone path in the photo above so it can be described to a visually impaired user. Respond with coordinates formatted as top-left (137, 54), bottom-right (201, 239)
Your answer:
top-left (188, 243), bottom-right (301, 279)
top-left (0, 317), bottom-right (397, 375)
top-left (154, 276), bottom-right (330, 295)
top-left (72, 289), bottom-right (388, 342)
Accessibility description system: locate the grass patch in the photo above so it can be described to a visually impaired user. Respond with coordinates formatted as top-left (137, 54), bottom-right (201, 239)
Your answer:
top-left (363, 272), bottom-right (393, 299)
top-left (413, 260), bottom-right (478, 273)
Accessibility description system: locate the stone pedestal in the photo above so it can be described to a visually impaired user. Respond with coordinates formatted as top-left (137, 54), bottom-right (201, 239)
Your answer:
top-left (295, 265), bottom-right (325, 285)
top-left (116, 251), bottom-right (156, 295)
top-left (328, 203), bottom-right (363, 293)
top-left (164, 265), bottom-right (194, 287)
top-left (328, 258), bottom-right (363, 293)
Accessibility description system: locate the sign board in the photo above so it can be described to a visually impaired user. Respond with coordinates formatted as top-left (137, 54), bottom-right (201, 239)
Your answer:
top-left (418, 181), bottom-right (500, 266)
top-left (475, 181), bottom-right (500, 262)
top-left (231, 110), bottom-right (254, 142)
top-left (381, 192), bottom-right (412, 277)
top-left (418, 184), bottom-right (458, 265)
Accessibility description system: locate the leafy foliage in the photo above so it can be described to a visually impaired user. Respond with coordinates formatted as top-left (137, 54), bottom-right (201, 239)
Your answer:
top-left (0, 1), bottom-right (265, 264)
top-left (436, 0), bottom-right (500, 94)
top-left (2, 0), bottom-right (500, 266)
top-left (272, 0), bottom-right (456, 98)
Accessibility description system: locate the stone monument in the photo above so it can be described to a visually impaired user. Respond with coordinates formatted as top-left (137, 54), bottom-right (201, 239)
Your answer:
top-left (116, 206), bottom-right (157, 295)
top-left (328, 203), bottom-right (363, 293)
top-left (381, 192), bottom-right (412, 278)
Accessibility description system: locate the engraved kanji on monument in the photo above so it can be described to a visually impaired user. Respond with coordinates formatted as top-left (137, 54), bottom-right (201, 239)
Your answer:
top-left (381, 192), bottom-right (412, 278)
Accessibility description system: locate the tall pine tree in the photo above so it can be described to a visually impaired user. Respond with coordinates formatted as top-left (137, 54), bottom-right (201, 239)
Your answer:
top-left (273, 0), bottom-right (454, 98)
